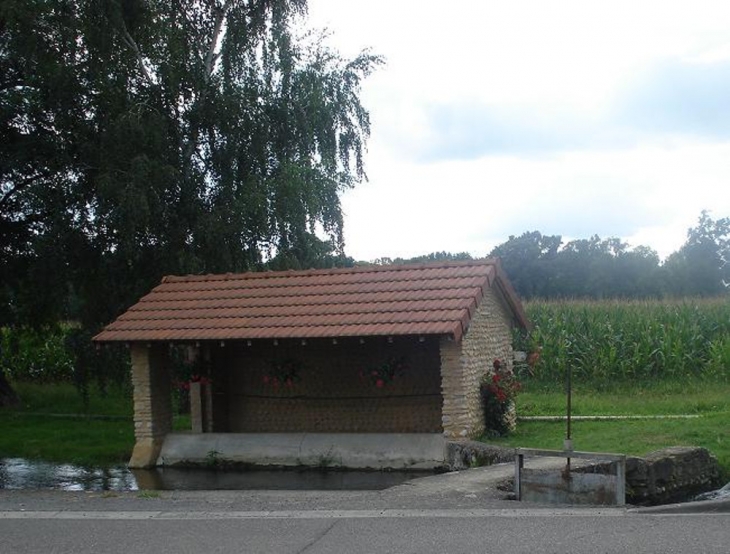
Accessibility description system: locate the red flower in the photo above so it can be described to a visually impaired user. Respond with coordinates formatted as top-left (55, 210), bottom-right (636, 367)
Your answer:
top-left (375, 379), bottom-right (385, 388)
top-left (262, 375), bottom-right (270, 385)
top-left (285, 378), bottom-right (293, 388)
top-left (492, 373), bottom-right (502, 383)
top-left (493, 359), bottom-right (501, 370)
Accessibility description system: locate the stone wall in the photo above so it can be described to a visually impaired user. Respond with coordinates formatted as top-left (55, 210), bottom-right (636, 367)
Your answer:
top-left (129, 343), bottom-right (172, 468)
top-left (440, 286), bottom-right (515, 439)
top-left (451, 445), bottom-right (723, 507)
top-left (625, 446), bottom-right (724, 505)
top-left (210, 336), bottom-right (443, 433)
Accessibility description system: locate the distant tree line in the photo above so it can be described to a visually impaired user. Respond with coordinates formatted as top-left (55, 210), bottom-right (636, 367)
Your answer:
top-left (374, 211), bottom-right (730, 300)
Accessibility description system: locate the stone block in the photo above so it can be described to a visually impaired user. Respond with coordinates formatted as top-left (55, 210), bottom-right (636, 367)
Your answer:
top-left (625, 446), bottom-right (723, 505)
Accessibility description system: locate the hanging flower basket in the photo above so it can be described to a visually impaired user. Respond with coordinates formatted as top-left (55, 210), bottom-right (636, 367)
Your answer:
top-left (263, 359), bottom-right (302, 389)
top-left (178, 374), bottom-right (211, 391)
top-left (359, 356), bottom-right (408, 388)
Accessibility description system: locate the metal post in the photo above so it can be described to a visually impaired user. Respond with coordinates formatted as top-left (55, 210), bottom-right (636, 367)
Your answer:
top-left (616, 457), bottom-right (626, 506)
top-left (565, 363), bottom-right (572, 474)
top-left (515, 451), bottom-right (524, 500)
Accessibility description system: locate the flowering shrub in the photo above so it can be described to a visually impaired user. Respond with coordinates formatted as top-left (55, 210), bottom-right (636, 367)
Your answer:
top-left (263, 359), bottom-right (302, 389)
top-left (481, 359), bottom-right (521, 436)
top-left (359, 356), bottom-right (408, 388)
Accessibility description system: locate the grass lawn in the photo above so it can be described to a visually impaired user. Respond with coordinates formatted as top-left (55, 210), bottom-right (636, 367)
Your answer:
top-left (0, 413), bottom-right (134, 466)
top-left (486, 380), bottom-right (730, 476)
top-left (0, 382), bottom-right (190, 467)
top-left (0, 382), bottom-right (134, 466)
top-left (9, 382), bottom-right (134, 417)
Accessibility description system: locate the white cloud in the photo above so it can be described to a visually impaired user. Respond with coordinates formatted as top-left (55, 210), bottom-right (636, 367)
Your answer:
top-left (307, 0), bottom-right (730, 262)
top-left (342, 140), bottom-right (730, 261)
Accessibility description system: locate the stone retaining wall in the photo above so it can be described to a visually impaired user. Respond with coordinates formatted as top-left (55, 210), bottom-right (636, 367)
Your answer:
top-left (624, 446), bottom-right (724, 505)
top-left (465, 443), bottom-right (723, 506)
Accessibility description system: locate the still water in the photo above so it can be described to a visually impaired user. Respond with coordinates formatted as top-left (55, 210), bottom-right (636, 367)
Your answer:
top-left (0, 458), bottom-right (425, 492)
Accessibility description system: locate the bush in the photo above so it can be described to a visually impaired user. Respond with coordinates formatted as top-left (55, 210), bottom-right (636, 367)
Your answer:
top-left (0, 326), bottom-right (74, 382)
top-left (481, 359), bottom-right (521, 437)
top-left (0, 325), bottom-right (130, 406)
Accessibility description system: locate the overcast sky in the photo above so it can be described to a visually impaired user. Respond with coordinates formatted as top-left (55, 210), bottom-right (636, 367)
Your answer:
top-left (306, 0), bottom-right (730, 262)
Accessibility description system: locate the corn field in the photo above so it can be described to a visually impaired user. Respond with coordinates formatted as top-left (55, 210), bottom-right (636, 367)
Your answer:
top-left (518, 298), bottom-right (730, 384)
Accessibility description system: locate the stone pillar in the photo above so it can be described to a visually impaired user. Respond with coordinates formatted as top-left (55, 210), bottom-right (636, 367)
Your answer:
top-left (204, 383), bottom-right (213, 432)
top-left (128, 343), bottom-right (172, 468)
top-left (440, 338), bottom-right (470, 439)
top-left (190, 381), bottom-right (204, 433)
top-left (189, 382), bottom-right (213, 433)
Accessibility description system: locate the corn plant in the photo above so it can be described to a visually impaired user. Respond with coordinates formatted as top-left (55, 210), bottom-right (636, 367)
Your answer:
top-left (519, 298), bottom-right (730, 386)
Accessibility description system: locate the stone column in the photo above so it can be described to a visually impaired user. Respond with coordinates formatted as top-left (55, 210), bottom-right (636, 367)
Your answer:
top-left (189, 381), bottom-right (214, 433)
top-left (128, 343), bottom-right (173, 468)
top-left (440, 337), bottom-right (470, 439)
top-left (190, 381), bottom-right (204, 433)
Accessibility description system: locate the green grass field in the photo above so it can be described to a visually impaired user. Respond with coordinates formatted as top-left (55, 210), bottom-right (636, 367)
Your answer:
top-left (486, 381), bottom-right (730, 476)
top-left (0, 383), bottom-right (134, 466)
top-left (0, 382), bottom-right (194, 466)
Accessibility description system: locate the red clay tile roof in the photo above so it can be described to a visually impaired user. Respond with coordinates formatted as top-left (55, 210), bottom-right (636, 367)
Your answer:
top-left (93, 259), bottom-right (529, 342)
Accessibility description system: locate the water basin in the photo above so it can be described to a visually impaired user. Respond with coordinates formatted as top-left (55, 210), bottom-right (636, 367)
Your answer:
top-left (0, 458), bottom-right (426, 492)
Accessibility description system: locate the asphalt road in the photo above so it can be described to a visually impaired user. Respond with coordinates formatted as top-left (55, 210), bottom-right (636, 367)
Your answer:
top-left (2, 508), bottom-right (729, 554)
top-left (1, 463), bottom-right (728, 554)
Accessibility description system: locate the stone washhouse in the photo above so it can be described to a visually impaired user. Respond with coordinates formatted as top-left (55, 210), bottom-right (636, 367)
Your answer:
top-left (94, 260), bottom-right (530, 470)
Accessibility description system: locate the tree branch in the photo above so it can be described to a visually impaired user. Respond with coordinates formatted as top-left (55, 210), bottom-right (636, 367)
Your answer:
top-left (119, 21), bottom-right (153, 84)
top-left (203, 0), bottom-right (232, 83)
top-left (0, 172), bottom-right (48, 211)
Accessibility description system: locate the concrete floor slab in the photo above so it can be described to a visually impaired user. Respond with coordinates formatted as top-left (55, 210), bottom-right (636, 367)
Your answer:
top-left (157, 433), bottom-right (447, 470)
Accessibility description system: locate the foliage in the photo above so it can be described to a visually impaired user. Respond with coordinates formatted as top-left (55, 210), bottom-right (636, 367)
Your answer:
top-left (0, 326), bottom-right (129, 405)
top-left (1, 0), bottom-right (382, 332)
top-left (480, 359), bottom-right (521, 437)
top-left (489, 212), bottom-right (729, 300)
top-left (266, 233), bottom-right (355, 270)
top-left (365, 211), bottom-right (728, 301)
top-left (368, 251), bottom-right (474, 266)
top-left (663, 211), bottom-right (730, 297)
top-left (0, 326), bottom-right (74, 383)
top-left (358, 356), bottom-right (407, 388)
top-left (263, 358), bottom-right (303, 389)
top-left (491, 232), bottom-right (664, 299)
top-left (517, 298), bottom-right (730, 386)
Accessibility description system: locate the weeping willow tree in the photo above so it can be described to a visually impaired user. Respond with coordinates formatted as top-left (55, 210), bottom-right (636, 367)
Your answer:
top-left (1, 0), bottom-right (382, 329)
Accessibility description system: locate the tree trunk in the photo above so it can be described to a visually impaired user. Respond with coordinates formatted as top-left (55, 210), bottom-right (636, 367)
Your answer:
top-left (0, 372), bottom-right (20, 407)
